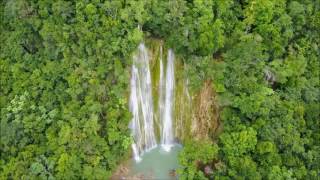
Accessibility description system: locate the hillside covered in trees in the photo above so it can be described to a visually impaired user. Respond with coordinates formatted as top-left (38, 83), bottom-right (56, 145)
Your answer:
top-left (1, 0), bottom-right (319, 179)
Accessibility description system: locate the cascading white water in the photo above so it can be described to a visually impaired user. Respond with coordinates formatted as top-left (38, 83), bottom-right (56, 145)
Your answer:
top-left (160, 49), bottom-right (175, 151)
top-left (158, 46), bottom-right (165, 143)
top-left (130, 42), bottom-right (176, 162)
top-left (129, 43), bottom-right (157, 162)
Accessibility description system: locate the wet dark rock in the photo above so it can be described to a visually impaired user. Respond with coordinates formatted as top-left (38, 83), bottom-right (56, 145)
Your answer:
top-left (169, 169), bottom-right (176, 177)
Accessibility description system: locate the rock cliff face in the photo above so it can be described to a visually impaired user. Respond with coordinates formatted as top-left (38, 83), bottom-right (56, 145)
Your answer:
top-left (191, 80), bottom-right (220, 140)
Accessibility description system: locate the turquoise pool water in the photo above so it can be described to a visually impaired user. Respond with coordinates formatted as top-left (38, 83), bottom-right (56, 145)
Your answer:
top-left (130, 145), bottom-right (182, 179)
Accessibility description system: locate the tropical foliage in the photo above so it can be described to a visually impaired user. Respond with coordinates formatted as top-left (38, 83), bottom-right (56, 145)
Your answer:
top-left (1, 0), bottom-right (319, 179)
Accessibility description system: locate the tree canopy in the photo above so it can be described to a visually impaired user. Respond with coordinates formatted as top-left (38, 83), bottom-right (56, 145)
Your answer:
top-left (1, 0), bottom-right (319, 179)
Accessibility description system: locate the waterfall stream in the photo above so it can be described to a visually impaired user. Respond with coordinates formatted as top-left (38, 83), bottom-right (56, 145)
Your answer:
top-left (161, 49), bottom-right (175, 151)
top-left (129, 43), bottom-right (157, 162)
top-left (130, 42), bottom-right (176, 162)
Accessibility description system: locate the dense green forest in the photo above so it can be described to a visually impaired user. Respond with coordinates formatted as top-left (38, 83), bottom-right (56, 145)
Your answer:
top-left (1, 0), bottom-right (319, 179)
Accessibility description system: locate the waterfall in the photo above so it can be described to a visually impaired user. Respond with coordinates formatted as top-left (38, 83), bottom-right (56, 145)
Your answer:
top-left (158, 46), bottom-right (165, 144)
top-left (161, 49), bottom-right (175, 151)
top-left (130, 43), bottom-right (176, 162)
top-left (129, 43), bottom-right (157, 162)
